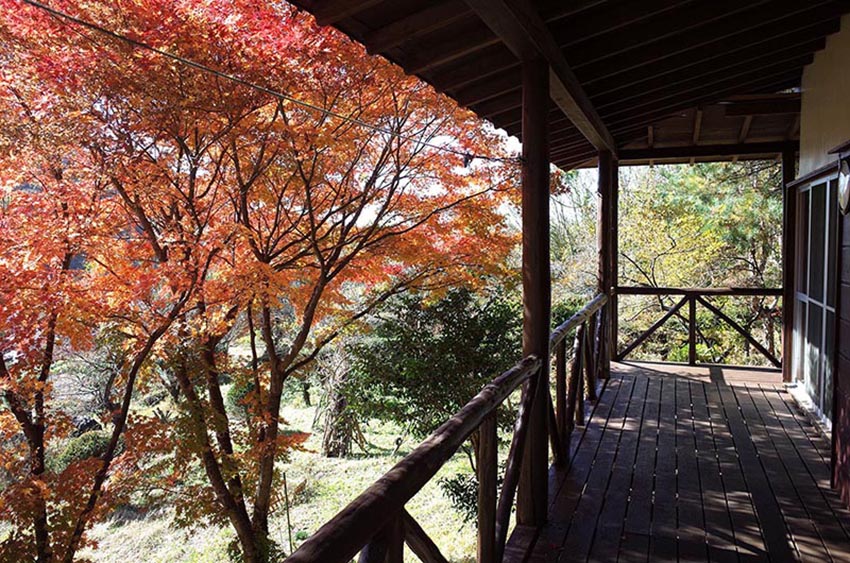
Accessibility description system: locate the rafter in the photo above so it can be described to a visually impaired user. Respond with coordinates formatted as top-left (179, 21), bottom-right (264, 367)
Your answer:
top-left (406, 19), bottom-right (498, 75)
top-left (463, 0), bottom-right (616, 153)
top-left (617, 141), bottom-right (799, 161)
top-left (692, 108), bottom-right (703, 145)
top-left (549, 0), bottom-right (702, 48)
top-left (591, 38), bottom-right (825, 109)
top-left (579, 1), bottom-right (839, 84)
top-left (738, 115), bottom-right (754, 143)
top-left (569, 0), bottom-right (774, 69)
top-left (600, 55), bottom-right (811, 122)
top-left (310, 0), bottom-right (384, 26)
top-left (363, 1), bottom-right (471, 54)
top-left (610, 73), bottom-right (802, 137)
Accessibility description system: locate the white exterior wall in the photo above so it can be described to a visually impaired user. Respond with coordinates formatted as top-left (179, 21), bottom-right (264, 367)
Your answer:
top-left (800, 14), bottom-right (850, 176)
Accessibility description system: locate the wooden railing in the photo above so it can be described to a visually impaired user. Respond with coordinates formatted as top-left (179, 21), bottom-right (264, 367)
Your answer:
top-left (616, 286), bottom-right (782, 368)
top-left (548, 293), bottom-right (609, 466)
top-left (285, 294), bottom-right (609, 563)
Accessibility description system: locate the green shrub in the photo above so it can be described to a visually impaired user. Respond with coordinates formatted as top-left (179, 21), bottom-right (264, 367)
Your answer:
top-left (346, 288), bottom-right (521, 442)
top-left (226, 381), bottom-right (255, 415)
top-left (439, 466), bottom-right (504, 526)
top-left (226, 537), bottom-right (283, 563)
top-left (53, 431), bottom-right (111, 472)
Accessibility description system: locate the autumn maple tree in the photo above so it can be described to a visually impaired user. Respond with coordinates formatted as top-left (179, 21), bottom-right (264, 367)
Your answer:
top-left (0, 1), bottom-right (518, 561)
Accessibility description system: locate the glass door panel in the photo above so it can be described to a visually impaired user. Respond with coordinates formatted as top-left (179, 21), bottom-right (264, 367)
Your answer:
top-left (793, 178), bottom-right (838, 423)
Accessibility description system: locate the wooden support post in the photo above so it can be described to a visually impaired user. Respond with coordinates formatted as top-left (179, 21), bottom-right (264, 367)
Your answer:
top-left (688, 295), bottom-right (697, 366)
top-left (517, 57), bottom-right (550, 527)
top-left (477, 416), bottom-right (497, 563)
top-left (610, 160), bottom-right (619, 368)
top-left (598, 151), bottom-right (615, 378)
top-left (781, 149), bottom-right (796, 382)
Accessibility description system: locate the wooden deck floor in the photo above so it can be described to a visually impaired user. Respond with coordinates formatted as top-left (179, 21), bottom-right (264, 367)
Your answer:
top-left (504, 362), bottom-right (850, 563)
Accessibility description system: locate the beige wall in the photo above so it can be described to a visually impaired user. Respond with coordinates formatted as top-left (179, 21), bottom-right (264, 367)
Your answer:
top-left (800, 14), bottom-right (850, 176)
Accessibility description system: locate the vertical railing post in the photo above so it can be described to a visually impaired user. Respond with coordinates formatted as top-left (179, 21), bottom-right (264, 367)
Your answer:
top-left (583, 321), bottom-right (598, 401)
top-left (781, 149), bottom-right (796, 382)
top-left (359, 516), bottom-right (403, 563)
top-left (575, 327), bottom-right (586, 426)
top-left (478, 415), bottom-right (497, 563)
top-left (566, 325), bottom-right (585, 442)
top-left (517, 57), bottom-right (550, 527)
top-left (556, 340), bottom-right (567, 442)
top-left (688, 295), bottom-right (697, 366)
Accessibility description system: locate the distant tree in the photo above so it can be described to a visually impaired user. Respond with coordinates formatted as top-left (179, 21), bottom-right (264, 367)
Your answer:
top-left (617, 162), bottom-right (782, 364)
top-left (345, 287), bottom-right (521, 469)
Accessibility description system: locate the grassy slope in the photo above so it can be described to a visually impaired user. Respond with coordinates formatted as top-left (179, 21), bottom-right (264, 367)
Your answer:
top-left (79, 402), bottom-right (479, 563)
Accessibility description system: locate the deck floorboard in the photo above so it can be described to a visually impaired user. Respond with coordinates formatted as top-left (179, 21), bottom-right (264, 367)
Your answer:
top-left (504, 362), bottom-right (850, 563)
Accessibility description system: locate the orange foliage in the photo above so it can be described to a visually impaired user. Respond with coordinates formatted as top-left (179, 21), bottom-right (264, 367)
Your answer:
top-left (0, 1), bottom-right (518, 561)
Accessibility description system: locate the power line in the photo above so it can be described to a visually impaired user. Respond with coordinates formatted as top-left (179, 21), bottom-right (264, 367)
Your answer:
top-left (19, 0), bottom-right (521, 166)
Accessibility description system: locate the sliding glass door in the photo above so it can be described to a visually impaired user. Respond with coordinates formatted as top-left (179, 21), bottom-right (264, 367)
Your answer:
top-left (793, 176), bottom-right (839, 422)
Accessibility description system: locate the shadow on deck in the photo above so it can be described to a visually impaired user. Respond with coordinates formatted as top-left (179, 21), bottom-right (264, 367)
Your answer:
top-left (504, 362), bottom-right (850, 563)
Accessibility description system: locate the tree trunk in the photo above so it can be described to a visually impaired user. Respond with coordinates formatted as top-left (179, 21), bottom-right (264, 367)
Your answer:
top-left (252, 305), bottom-right (285, 543)
top-left (301, 379), bottom-right (311, 407)
top-left (31, 423), bottom-right (51, 563)
top-left (322, 389), bottom-right (352, 458)
top-left (172, 360), bottom-right (260, 563)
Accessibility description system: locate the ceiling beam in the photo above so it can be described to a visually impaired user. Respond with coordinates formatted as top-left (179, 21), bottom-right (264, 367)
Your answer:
top-left (738, 115), bottom-right (754, 143)
top-left (569, 0), bottom-right (774, 70)
top-left (425, 2), bottom-right (838, 100)
top-left (406, 19), bottom-right (499, 75)
top-left (454, 68), bottom-right (523, 107)
top-left (722, 97), bottom-right (801, 116)
top-left (610, 72), bottom-right (802, 137)
top-left (473, 91), bottom-right (522, 117)
top-left (692, 108), bottom-right (703, 145)
top-left (536, 0), bottom-right (608, 23)
top-left (363, 1), bottom-right (471, 54)
top-left (463, 0), bottom-right (616, 153)
top-left (590, 37), bottom-right (825, 109)
top-left (618, 141), bottom-right (799, 161)
top-left (600, 54), bottom-right (812, 123)
top-left (587, 21), bottom-right (835, 100)
top-left (430, 45), bottom-right (517, 91)
top-left (310, 0), bottom-right (385, 26)
top-left (550, 0), bottom-right (702, 49)
top-left (580, 1), bottom-right (839, 85)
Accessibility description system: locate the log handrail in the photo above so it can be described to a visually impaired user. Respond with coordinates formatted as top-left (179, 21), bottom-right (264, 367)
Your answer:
top-left (616, 286), bottom-right (782, 296)
top-left (550, 293), bottom-right (608, 351)
top-left (616, 287), bottom-right (781, 367)
top-left (285, 293), bottom-right (611, 563)
top-left (286, 356), bottom-right (541, 563)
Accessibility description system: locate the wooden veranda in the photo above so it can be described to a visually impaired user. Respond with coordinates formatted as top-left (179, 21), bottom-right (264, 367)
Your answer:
top-left (504, 362), bottom-right (850, 563)
top-left (282, 2), bottom-right (850, 563)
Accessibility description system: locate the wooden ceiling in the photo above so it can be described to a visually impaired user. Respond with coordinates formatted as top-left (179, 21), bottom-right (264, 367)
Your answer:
top-left (290, 0), bottom-right (849, 169)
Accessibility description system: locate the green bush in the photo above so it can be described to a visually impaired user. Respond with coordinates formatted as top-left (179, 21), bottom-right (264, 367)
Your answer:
top-left (53, 431), bottom-right (111, 472)
top-left (552, 294), bottom-right (591, 328)
top-left (346, 288), bottom-right (521, 441)
top-left (226, 381), bottom-right (255, 415)
top-left (439, 465), bottom-right (505, 526)
top-left (226, 537), bottom-right (283, 563)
